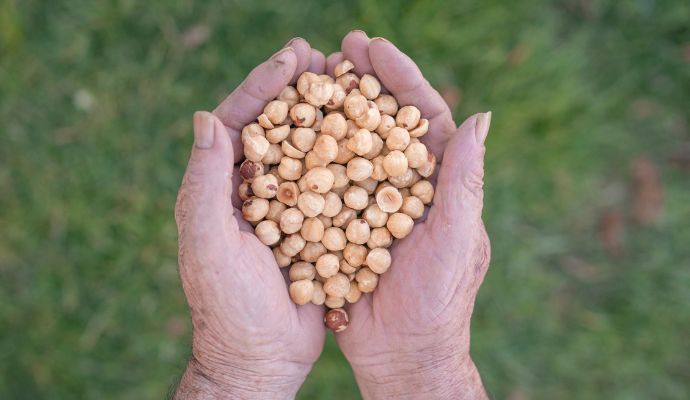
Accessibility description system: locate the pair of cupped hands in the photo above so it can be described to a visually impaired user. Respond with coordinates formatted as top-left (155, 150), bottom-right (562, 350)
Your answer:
top-left (174, 31), bottom-right (491, 399)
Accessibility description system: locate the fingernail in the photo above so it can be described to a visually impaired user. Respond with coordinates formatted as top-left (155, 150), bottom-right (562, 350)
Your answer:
top-left (272, 46), bottom-right (294, 61)
top-left (193, 111), bottom-right (215, 149)
top-left (475, 111), bottom-right (492, 144)
top-left (351, 29), bottom-right (369, 37)
top-left (371, 37), bottom-right (391, 44)
top-left (285, 37), bottom-right (304, 47)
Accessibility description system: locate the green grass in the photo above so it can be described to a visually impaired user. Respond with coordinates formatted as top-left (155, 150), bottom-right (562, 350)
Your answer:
top-left (1, 0), bottom-right (689, 398)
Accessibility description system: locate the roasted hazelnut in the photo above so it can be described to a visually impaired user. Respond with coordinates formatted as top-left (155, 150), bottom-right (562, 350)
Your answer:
top-left (322, 192), bottom-right (343, 217)
top-left (318, 215), bottom-right (332, 229)
top-left (264, 100), bottom-right (289, 125)
top-left (280, 233), bottom-right (306, 257)
top-left (335, 139), bottom-right (356, 164)
top-left (347, 128), bottom-right (373, 156)
top-left (316, 253), bottom-right (340, 278)
top-left (321, 227), bottom-right (347, 251)
top-left (411, 179), bottom-right (434, 204)
top-left (404, 142), bottom-right (428, 168)
top-left (340, 259), bottom-right (357, 274)
top-left (266, 200), bottom-right (287, 223)
top-left (363, 204), bottom-right (389, 228)
top-left (277, 181), bottom-right (300, 206)
top-left (375, 186), bottom-right (403, 213)
top-left (297, 71), bottom-right (319, 95)
top-left (312, 134), bottom-right (338, 163)
top-left (305, 81), bottom-right (335, 107)
top-left (332, 207), bottom-right (357, 228)
top-left (242, 197), bottom-right (269, 222)
top-left (289, 261), bottom-right (316, 281)
top-left (254, 220), bottom-right (281, 246)
top-left (281, 138), bottom-right (306, 159)
top-left (301, 217), bottom-right (325, 242)
top-left (359, 74), bottom-right (381, 100)
top-left (251, 173), bottom-right (278, 199)
top-left (280, 207), bottom-right (304, 234)
top-left (386, 127), bottom-right (411, 151)
top-left (304, 150), bottom-right (328, 170)
top-left (273, 247), bottom-right (291, 268)
top-left (277, 157), bottom-right (303, 180)
top-left (300, 241), bottom-right (327, 263)
top-left (323, 273), bottom-right (351, 297)
top-left (355, 101), bottom-right (382, 131)
top-left (262, 143), bottom-right (283, 165)
top-left (292, 127), bottom-right (317, 152)
top-left (290, 103), bottom-right (316, 127)
top-left (355, 177), bottom-right (378, 194)
top-left (266, 124), bottom-right (291, 143)
top-left (367, 227), bottom-right (393, 249)
top-left (238, 181), bottom-right (253, 201)
top-left (325, 84), bottom-right (346, 110)
top-left (240, 160), bottom-right (264, 182)
top-left (370, 155), bottom-right (388, 181)
top-left (324, 295), bottom-right (345, 309)
top-left (401, 195), bottom-right (425, 219)
top-left (334, 60), bottom-right (354, 77)
top-left (344, 93), bottom-right (368, 120)
top-left (343, 186), bottom-right (369, 210)
top-left (363, 132), bottom-right (384, 160)
top-left (346, 219), bottom-right (371, 244)
top-left (366, 248), bottom-right (391, 274)
top-left (311, 281), bottom-right (326, 305)
top-left (289, 279), bottom-right (314, 305)
top-left (374, 94), bottom-right (398, 116)
top-left (409, 118), bottom-right (429, 138)
top-left (336, 72), bottom-right (360, 94)
top-left (346, 157), bottom-right (373, 182)
top-left (302, 167), bottom-right (335, 193)
top-left (356, 267), bottom-right (378, 293)
top-left (399, 187), bottom-right (411, 198)
top-left (345, 284), bottom-right (362, 304)
top-left (277, 86), bottom-right (299, 108)
top-left (257, 113), bottom-right (274, 129)
top-left (328, 164), bottom-right (349, 190)
top-left (386, 212), bottom-right (414, 239)
top-left (345, 119), bottom-right (359, 138)
top-left (243, 132), bottom-right (270, 162)
top-left (417, 152), bottom-right (437, 178)
top-left (396, 105), bottom-right (421, 129)
top-left (321, 112), bottom-right (348, 140)
top-left (297, 191), bottom-right (325, 217)
top-left (383, 150), bottom-right (409, 177)
top-left (324, 308), bottom-right (349, 331)
top-left (343, 243), bottom-right (368, 267)
top-left (241, 123), bottom-right (265, 142)
top-left (376, 114), bottom-right (396, 138)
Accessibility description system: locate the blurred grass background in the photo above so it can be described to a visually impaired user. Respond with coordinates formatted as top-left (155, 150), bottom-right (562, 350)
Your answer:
top-left (1, 0), bottom-right (689, 398)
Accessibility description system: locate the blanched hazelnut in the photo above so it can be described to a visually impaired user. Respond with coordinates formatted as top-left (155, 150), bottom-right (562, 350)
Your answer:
top-left (241, 123), bottom-right (264, 142)
top-left (396, 105), bottom-right (421, 129)
top-left (359, 74), bottom-right (381, 100)
top-left (346, 219), bottom-right (371, 245)
top-left (346, 157), bottom-right (373, 182)
top-left (404, 142), bottom-right (428, 168)
top-left (238, 181), bottom-right (253, 201)
top-left (386, 127), bottom-right (411, 151)
top-left (277, 182), bottom-right (300, 206)
top-left (261, 143), bottom-right (283, 165)
top-left (334, 59), bottom-right (354, 77)
top-left (297, 174), bottom-right (308, 192)
top-left (278, 157), bottom-right (302, 180)
top-left (278, 86), bottom-right (299, 108)
top-left (324, 295), bottom-right (345, 309)
top-left (300, 217), bottom-right (325, 242)
top-left (266, 200), bottom-right (287, 223)
top-left (302, 167), bottom-right (335, 194)
top-left (368, 227), bottom-right (393, 249)
top-left (409, 118), bottom-right (429, 138)
top-left (343, 186), bottom-right (369, 210)
top-left (363, 204), bottom-right (388, 228)
top-left (399, 187), bottom-right (411, 198)
top-left (374, 94), bottom-right (398, 116)
top-left (383, 150), bottom-right (409, 177)
top-left (305, 81), bottom-right (334, 107)
top-left (304, 151), bottom-right (328, 170)
top-left (355, 177), bottom-right (378, 194)
top-left (389, 167), bottom-right (420, 189)
top-left (264, 100), bottom-right (289, 125)
top-left (366, 248), bottom-right (391, 274)
top-left (297, 71), bottom-right (319, 95)
top-left (331, 183), bottom-right (350, 197)
top-left (300, 241), bottom-right (327, 263)
top-left (280, 233), bottom-right (306, 257)
top-left (312, 134), bottom-right (338, 163)
top-left (322, 227), bottom-right (346, 251)
top-left (370, 155), bottom-right (388, 181)
top-left (344, 93), bottom-right (368, 120)
top-left (347, 129), bottom-right (373, 156)
top-left (345, 284), bottom-right (362, 303)
top-left (316, 253), bottom-right (340, 278)
top-left (355, 101), bottom-right (382, 131)
top-left (322, 192), bottom-right (343, 217)
top-left (387, 212), bottom-right (414, 239)
top-left (340, 259), bottom-right (356, 274)
top-left (417, 152), bottom-right (437, 178)
top-left (376, 114), bottom-right (396, 138)
top-left (321, 113), bottom-right (348, 140)
top-left (273, 247), bottom-right (291, 268)
top-left (254, 220), bottom-right (281, 246)
top-left (401, 195), bottom-right (425, 219)
top-left (290, 103), bottom-right (316, 127)
top-left (318, 215), bottom-right (332, 229)
top-left (280, 207), bottom-right (304, 234)
top-left (311, 281), bottom-right (326, 305)
top-left (335, 139), bottom-right (356, 164)
top-left (345, 119), bottom-right (359, 138)
top-left (333, 207), bottom-right (357, 228)
top-left (356, 267), bottom-right (378, 293)
top-left (411, 180), bottom-right (434, 204)
top-left (289, 279), bottom-right (314, 305)
top-left (289, 261), bottom-right (316, 281)
top-left (325, 84), bottom-right (346, 110)
top-left (375, 186), bottom-right (403, 213)
top-left (363, 132), bottom-right (383, 160)
top-left (240, 160), bottom-right (264, 182)
top-left (336, 72), bottom-right (360, 94)
top-left (323, 273), bottom-right (351, 297)
top-left (292, 127), bottom-right (317, 152)
top-left (297, 191), bottom-right (325, 217)
top-left (328, 164), bottom-right (349, 190)
top-left (251, 174), bottom-right (278, 199)
top-left (257, 113), bottom-right (274, 129)
top-left (242, 197), bottom-right (269, 221)
top-left (266, 124), bottom-right (291, 143)
top-left (343, 243), bottom-right (368, 267)
top-left (243, 133), bottom-right (270, 162)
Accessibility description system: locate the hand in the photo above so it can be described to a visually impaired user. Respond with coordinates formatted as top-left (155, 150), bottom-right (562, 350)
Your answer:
top-left (329, 31), bottom-right (491, 399)
top-left (173, 39), bottom-right (329, 399)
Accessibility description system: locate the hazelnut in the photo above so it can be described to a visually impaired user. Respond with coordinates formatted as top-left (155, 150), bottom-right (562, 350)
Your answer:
top-left (318, 215), bottom-right (333, 229)
top-left (355, 101), bottom-right (381, 131)
top-left (301, 217), bottom-right (325, 242)
top-left (401, 195), bottom-right (425, 219)
top-left (375, 186), bottom-right (403, 213)
top-left (254, 220), bottom-right (281, 246)
top-left (251, 174), bottom-right (278, 199)
top-left (289, 279), bottom-right (314, 305)
top-left (343, 243), bottom-right (368, 267)
top-left (324, 308), bottom-right (349, 332)
top-left (312, 134), bottom-right (338, 163)
top-left (409, 118), bottom-right (429, 138)
top-left (291, 127), bottom-right (317, 152)
top-left (374, 94), bottom-right (399, 116)
top-left (332, 207), bottom-right (357, 228)
top-left (347, 129), bottom-right (373, 156)
top-left (356, 267), bottom-right (379, 293)
top-left (241, 123), bottom-right (265, 142)
top-left (332, 183), bottom-right (350, 197)
top-left (340, 259), bottom-right (357, 274)
top-left (238, 181), bottom-right (253, 201)
top-left (273, 247), bottom-right (291, 268)
top-left (367, 227), bottom-right (393, 249)
top-left (389, 167), bottom-right (420, 188)
top-left (316, 253), bottom-right (340, 278)
top-left (365, 248), bottom-right (391, 275)
top-left (262, 143), bottom-right (284, 165)
top-left (411, 179), bottom-right (434, 204)
top-left (345, 219), bottom-right (371, 244)
top-left (243, 132), bottom-right (270, 162)
top-left (345, 119), bottom-right (359, 138)
top-left (321, 227), bottom-right (347, 251)
top-left (277, 181), bottom-right (300, 206)
top-left (335, 139), bottom-right (356, 164)
top-left (343, 186), bottom-right (369, 210)
top-left (376, 114), bottom-right (396, 138)
top-left (336, 72), bottom-right (360, 94)
top-left (321, 112), bottom-right (348, 140)
top-left (324, 295), bottom-right (345, 309)
top-left (386, 212), bottom-right (414, 239)
top-left (300, 242), bottom-right (327, 263)
top-left (277, 157), bottom-right (302, 180)
top-left (264, 100), bottom-right (289, 125)
top-left (297, 191), bottom-right (325, 217)
top-left (304, 151), bottom-right (328, 170)
top-left (328, 164), bottom-right (350, 190)
top-left (242, 197), bottom-right (269, 222)
top-left (363, 132), bottom-right (384, 160)
top-left (385, 127), bottom-right (411, 151)
top-left (399, 187), bottom-right (411, 198)
top-left (370, 155), bottom-right (388, 181)
top-left (344, 93), bottom-right (368, 120)
top-left (362, 204), bottom-right (389, 228)
top-left (323, 273), bottom-right (351, 297)
top-left (396, 105), bottom-right (421, 129)
top-left (345, 284), bottom-right (362, 304)
top-left (303, 167), bottom-right (335, 193)
top-left (289, 261), bottom-right (316, 281)
top-left (290, 103), bottom-right (316, 127)
top-left (257, 113), bottom-right (274, 129)
top-left (304, 81), bottom-right (335, 107)
top-left (266, 200), bottom-right (287, 223)
top-left (382, 150), bottom-right (409, 177)
top-left (404, 142), bottom-right (428, 168)
top-left (346, 157), bottom-right (373, 182)
top-left (296, 71), bottom-right (319, 95)
top-left (280, 233), bottom-right (306, 257)
top-left (355, 177), bottom-right (378, 194)
top-left (334, 60), bottom-right (354, 77)
top-left (266, 124), bottom-right (291, 143)
top-left (280, 207), bottom-right (304, 234)
top-left (325, 84), bottom-right (346, 110)
top-left (322, 192), bottom-right (343, 217)
top-left (417, 152), bottom-right (437, 178)
top-left (311, 281), bottom-right (326, 305)
top-left (239, 160), bottom-right (264, 182)
top-left (359, 74), bottom-right (381, 100)
top-left (277, 86), bottom-right (299, 108)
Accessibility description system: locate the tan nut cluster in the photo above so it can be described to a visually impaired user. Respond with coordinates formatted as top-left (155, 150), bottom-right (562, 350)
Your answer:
top-left (238, 60), bottom-right (437, 332)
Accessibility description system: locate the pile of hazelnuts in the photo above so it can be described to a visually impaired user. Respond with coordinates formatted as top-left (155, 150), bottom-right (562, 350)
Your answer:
top-left (239, 59), bottom-right (435, 332)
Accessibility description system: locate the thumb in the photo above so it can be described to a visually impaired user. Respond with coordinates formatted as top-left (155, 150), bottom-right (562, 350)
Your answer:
top-left (427, 112), bottom-right (491, 234)
top-left (175, 111), bottom-right (238, 243)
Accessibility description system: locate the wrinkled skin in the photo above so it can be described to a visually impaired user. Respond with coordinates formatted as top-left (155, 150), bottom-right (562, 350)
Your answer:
top-left (174, 33), bottom-right (490, 399)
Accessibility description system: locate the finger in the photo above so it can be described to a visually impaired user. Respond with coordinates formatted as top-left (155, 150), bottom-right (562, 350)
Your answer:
top-left (213, 47), bottom-right (297, 161)
top-left (341, 30), bottom-right (375, 76)
top-left (230, 166), bottom-right (243, 209)
top-left (175, 112), bottom-right (239, 246)
top-left (285, 37), bottom-right (313, 84)
top-left (308, 49), bottom-right (326, 74)
top-left (427, 112), bottom-right (491, 236)
top-left (368, 38), bottom-right (456, 160)
top-left (325, 51), bottom-right (344, 77)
